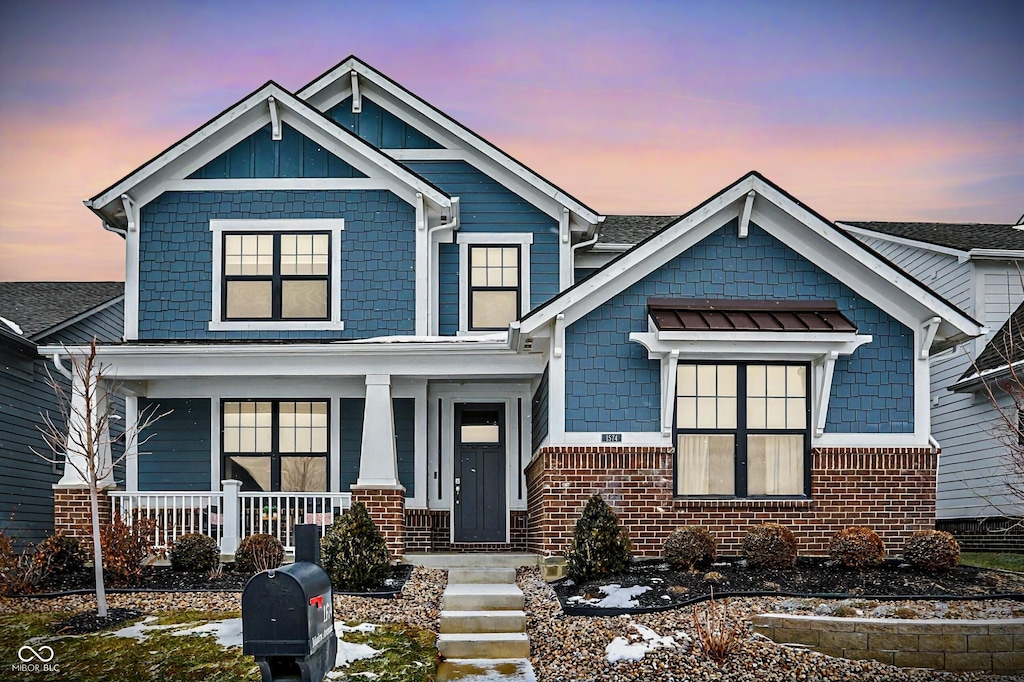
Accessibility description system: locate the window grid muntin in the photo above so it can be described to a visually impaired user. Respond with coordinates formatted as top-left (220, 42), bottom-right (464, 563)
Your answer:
top-left (468, 244), bottom-right (521, 330)
top-left (221, 399), bottom-right (329, 492)
top-left (674, 361), bottom-right (810, 499)
top-left (222, 232), bottom-right (331, 321)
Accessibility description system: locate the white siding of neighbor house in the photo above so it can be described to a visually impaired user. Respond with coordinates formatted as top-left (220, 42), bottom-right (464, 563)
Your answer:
top-left (856, 235), bottom-right (1024, 519)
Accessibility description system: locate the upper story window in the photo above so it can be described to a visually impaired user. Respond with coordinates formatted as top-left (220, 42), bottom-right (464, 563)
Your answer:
top-left (675, 362), bottom-right (809, 498)
top-left (469, 245), bottom-right (520, 330)
top-left (457, 233), bottom-right (533, 334)
top-left (210, 219), bottom-right (344, 331)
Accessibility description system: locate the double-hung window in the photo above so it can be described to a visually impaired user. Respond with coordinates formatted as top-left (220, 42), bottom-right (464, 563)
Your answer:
top-left (468, 245), bottom-right (521, 330)
top-left (675, 362), bottom-right (809, 497)
top-left (222, 400), bottom-right (329, 492)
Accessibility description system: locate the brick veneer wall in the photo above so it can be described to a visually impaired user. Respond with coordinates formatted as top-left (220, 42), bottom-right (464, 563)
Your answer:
top-left (404, 509), bottom-right (528, 553)
top-left (350, 487), bottom-right (405, 558)
top-left (936, 518), bottom-right (1024, 553)
top-left (525, 446), bottom-right (937, 557)
top-left (53, 487), bottom-right (113, 555)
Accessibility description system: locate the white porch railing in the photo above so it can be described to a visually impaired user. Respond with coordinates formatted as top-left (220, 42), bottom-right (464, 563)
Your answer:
top-left (109, 481), bottom-right (351, 555)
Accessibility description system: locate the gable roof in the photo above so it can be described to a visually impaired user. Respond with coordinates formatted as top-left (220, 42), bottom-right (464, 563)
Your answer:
top-left (297, 56), bottom-right (602, 232)
top-left (959, 299), bottom-right (1024, 384)
top-left (598, 215), bottom-right (679, 245)
top-left (841, 221), bottom-right (1024, 253)
top-left (87, 80), bottom-right (451, 231)
top-left (517, 171), bottom-right (983, 351)
top-left (0, 282), bottom-right (123, 340)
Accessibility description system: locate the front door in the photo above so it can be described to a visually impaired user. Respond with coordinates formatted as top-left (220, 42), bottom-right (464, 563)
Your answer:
top-left (453, 403), bottom-right (506, 543)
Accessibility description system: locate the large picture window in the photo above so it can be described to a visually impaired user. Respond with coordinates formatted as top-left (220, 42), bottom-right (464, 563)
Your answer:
top-left (468, 245), bottom-right (521, 330)
top-left (675, 362), bottom-right (809, 497)
top-left (223, 232), bottom-right (330, 320)
top-left (222, 400), bottom-right (328, 492)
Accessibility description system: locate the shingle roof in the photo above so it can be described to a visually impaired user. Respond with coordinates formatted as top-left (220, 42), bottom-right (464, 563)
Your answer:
top-left (598, 215), bottom-right (680, 244)
top-left (843, 221), bottom-right (1024, 252)
top-left (963, 300), bottom-right (1024, 380)
top-left (0, 282), bottom-right (123, 339)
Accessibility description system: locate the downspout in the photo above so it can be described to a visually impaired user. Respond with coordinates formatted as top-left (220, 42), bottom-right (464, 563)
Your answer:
top-left (928, 435), bottom-right (940, 455)
top-left (426, 197), bottom-right (460, 335)
top-left (568, 230), bottom-right (600, 285)
top-left (101, 222), bottom-right (127, 238)
top-left (51, 353), bottom-right (73, 380)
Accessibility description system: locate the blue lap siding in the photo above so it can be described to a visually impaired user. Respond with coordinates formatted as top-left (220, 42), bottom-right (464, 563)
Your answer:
top-left (138, 398), bottom-right (212, 491)
top-left (564, 221), bottom-right (915, 433)
top-left (339, 398), bottom-right (416, 497)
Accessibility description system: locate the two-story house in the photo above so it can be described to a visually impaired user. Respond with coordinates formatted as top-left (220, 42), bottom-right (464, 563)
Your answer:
top-left (842, 222), bottom-right (1024, 551)
top-left (44, 57), bottom-right (984, 563)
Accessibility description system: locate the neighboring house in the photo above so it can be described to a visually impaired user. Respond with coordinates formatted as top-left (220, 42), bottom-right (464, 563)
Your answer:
top-left (43, 56), bottom-right (984, 563)
top-left (841, 222), bottom-right (1024, 551)
top-left (0, 282), bottom-right (124, 550)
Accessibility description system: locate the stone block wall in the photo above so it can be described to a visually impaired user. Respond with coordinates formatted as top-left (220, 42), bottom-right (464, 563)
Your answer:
top-left (525, 446), bottom-right (937, 557)
top-left (752, 614), bottom-right (1024, 675)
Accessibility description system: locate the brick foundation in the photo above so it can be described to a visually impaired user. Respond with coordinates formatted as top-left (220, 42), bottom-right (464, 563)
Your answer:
top-left (53, 486), bottom-right (113, 556)
top-left (404, 509), bottom-right (529, 553)
top-left (936, 518), bottom-right (1024, 553)
top-left (525, 446), bottom-right (937, 557)
top-left (350, 487), bottom-right (406, 558)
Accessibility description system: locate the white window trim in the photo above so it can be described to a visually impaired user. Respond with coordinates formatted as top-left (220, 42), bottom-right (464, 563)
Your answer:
top-left (457, 232), bottom-right (533, 334)
top-left (209, 219), bottom-right (345, 331)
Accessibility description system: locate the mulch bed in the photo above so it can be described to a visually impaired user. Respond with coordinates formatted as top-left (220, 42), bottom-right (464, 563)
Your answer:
top-left (554, 557), bottom-right (1024, 614)
top-left (49, 608), bottom-right (143, 635)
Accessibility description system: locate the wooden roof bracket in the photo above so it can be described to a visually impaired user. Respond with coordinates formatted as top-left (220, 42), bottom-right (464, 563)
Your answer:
top-left (920, 316), bottom-right (941, 359)
top-left (268, 96), bottom-right (282, 141)
top-left (351, 71), bottom-right (362, 114)
top-left (120, 194), bottom-right (137, 233)
top-left (814, 351), bottom-right (839, 438)
top-left (738, 190), bottom-right (756, 239)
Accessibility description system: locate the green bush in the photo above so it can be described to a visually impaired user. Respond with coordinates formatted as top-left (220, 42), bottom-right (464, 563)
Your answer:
top-left (828, 526), bottom-right (885, 569)
top-left (33, 531), bottom-right (85, 576)
top-left (234, 533), bottom-right (284, 574)
top-left (742, 523), bottom-right (798, 569)
top-left (169, 533), bottom-right (220, 573)
top-left (903, 530), bottom-right (960, 572)
top-left (664, 525), bottom-right (717, 571)
top-left (321, 502), bottom-right (391, 591)
top-left (564, 494), bottom-right (633, 582)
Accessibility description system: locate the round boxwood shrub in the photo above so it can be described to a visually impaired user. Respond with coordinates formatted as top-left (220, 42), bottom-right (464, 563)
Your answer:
top-left (321, 502), bottom-right (391, 591)
top-left (903, 530), bottom-right (960, 572)
top-left (564, 494), bottom-right (633, 582)
top-left (33, 532), bottom-right (85, 576)
top-left (235, 533), bottom-right (284, 574)
top-left (169, 533), bottom-right (220, 573)
top-left (664, 526), bottom-right (717, 571)
top-left (828, 526), bottom-right (885, 569)
top-left (742, 523), bottom-right (798, 569)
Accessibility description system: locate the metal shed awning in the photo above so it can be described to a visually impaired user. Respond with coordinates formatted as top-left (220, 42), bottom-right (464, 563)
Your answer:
top-left (647, 298), bottom-right (857, 333)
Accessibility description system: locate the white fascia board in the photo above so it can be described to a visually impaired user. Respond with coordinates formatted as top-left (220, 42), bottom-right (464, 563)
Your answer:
top-left (297, 59), bottom-right (601, 226)
top-left (837, 223), bottom-right (969, 260)
top-left (950, 360), bottom-right (1022, 393)
top-left (967, 249), bottom-right (1024, 261)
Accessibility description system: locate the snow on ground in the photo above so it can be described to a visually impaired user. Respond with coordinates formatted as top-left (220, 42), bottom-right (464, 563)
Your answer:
top-left (108, 616), bottom-right (187, 641)
top-left (172, 618), bottom-right (243, 648)
top-left (605, 623), bottom-right (687, 663)
top-left (567, 584), bottom-right (652, 608)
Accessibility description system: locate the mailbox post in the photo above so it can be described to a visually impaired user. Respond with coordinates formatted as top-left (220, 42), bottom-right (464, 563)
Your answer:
top-left (242, 525), bottom-right (337, 682)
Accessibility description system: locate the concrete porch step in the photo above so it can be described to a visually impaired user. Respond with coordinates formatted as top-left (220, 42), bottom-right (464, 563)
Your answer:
top-left (442, 584), bottom-right (525, 611)
top-left (437, 633), bottom-right (531, 659)
top-left (448, 567), bottom-right (517, 584)
top-left (403, 553), bottom-right (539, 569)
top-left (434, 658), bottom-right (537, 681)
top-left (440, 610), bottom-right (527, 634)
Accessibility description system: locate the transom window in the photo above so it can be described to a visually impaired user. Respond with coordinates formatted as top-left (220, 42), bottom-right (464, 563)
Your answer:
top-left (222, 400), bottom-right (328, 492)
top-left (468, 245), bottom-right (520, 330)
top-left (675, 363), bottom-right (809, 498)
top-left (223, 232), bottom-right (330, 321)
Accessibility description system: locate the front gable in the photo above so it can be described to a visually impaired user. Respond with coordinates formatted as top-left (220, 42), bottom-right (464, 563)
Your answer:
top-left (326, 96), bottom-right (444, 150)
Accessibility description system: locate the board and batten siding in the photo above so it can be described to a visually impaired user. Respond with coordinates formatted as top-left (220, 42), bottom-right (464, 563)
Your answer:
top-left (137, 398), bottom-right (211, 491)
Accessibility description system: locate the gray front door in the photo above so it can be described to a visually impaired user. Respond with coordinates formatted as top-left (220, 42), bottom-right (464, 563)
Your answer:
top-left (454, 403), bottom-right (506, 543)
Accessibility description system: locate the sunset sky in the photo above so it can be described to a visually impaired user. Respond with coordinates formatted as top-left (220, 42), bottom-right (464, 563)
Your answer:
top-left (0, 0), bottom-right (1020, 281)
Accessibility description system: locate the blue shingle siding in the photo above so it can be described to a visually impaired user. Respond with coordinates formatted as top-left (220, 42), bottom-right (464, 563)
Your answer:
top-left (394, 398), bottom-right (415, 497)
top-left (563, 221), bottom-right (915, 433)
top-left (138, 398), bottom-right (211, 491)
top-left (327, 96), bottom-right (444, 149)
top-left (39, 300), bottom-right (124, 345)
top-left (339, 398), bottom-right (364, 492)
top-left (138, 190), bottom-right (416, 340)
top-left (188, 124), bottom-right (366, 179)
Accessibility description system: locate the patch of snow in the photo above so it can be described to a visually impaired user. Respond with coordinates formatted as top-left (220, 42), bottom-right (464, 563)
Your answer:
top-left (0, 316), bottom-right (22, 335)
top-left (335, 640), bottom-right (380, 667)
top-left (337, 333), bottom-right (506, 344)
top-left (605, 637), bottom-right (649, 663)
top-left (337, 622), bottom-right (377, 633)
top-left (172, 618), bottom-right (243, 648)
top-left (605, 624), bottom-right (685, 663)
top-left (107, 616), bottom-right (181, 641)
top-left (660, 595), bottom-right (671, 600)
top-left (596, 584), bottom-right (651, 608)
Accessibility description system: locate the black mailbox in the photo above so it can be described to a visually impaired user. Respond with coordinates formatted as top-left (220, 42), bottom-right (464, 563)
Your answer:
top-left (242, 525), bottom-right (337, 682)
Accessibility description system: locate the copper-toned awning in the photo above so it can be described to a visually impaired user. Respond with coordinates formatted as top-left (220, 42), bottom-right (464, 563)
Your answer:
top-left (647, 299), bottom-right (857, 333)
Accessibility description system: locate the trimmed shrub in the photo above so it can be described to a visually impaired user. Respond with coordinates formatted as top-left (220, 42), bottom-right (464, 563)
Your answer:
top-left (235, 533), bottom-right (284, 574)
top-left (742, 523), bottom-right (797, 569)
top-left (169, 533), bottom-right (220, 573)
top-left (664, 526), bottom-right (717, 571)
top-left (564, 494), bottom-right (633, 582)
top-left (903, 530), bottom-right (960, 572)
top-left (101, 512), bottom-right (157, 586)
top-left (828, 526), bottom-right (885, 569)
top-left (33, 532), bottom-right (86, 576)
top-left (321, 502), bottom-right (391, 591)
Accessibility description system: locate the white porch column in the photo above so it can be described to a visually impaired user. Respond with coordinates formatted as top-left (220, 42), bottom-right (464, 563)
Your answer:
top-left (220, 479), bottom-right (241, 555)
top-left (57, 373), bottom-right (115, 489)
top-left (356, 374), bottom-right (402, 487)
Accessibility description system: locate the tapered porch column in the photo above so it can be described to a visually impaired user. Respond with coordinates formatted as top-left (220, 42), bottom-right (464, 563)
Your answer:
top-left (350, 374), bottom-right (406, 557)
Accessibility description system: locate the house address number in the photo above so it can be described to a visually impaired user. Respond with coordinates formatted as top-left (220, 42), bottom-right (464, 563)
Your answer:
top-left (601, 433), bottom-right (622, 443)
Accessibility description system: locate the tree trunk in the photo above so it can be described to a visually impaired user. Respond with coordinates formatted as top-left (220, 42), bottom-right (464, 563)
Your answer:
top-left (89, 485), bottom-right (108, 617)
